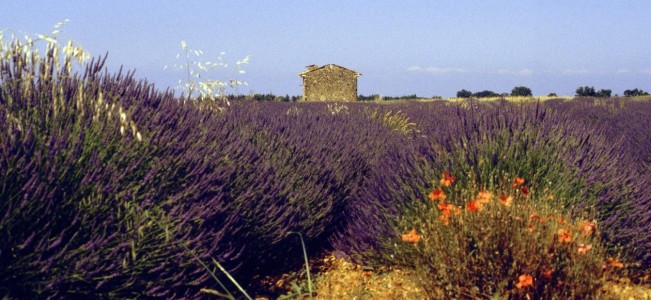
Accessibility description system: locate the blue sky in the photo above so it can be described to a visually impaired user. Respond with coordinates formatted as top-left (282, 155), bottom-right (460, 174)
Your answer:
top-left (3, 1), bottom-right (651, 97)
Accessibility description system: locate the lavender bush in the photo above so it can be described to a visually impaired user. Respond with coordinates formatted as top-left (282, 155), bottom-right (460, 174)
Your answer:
top-left (332, 100), bottom-right (651, 269)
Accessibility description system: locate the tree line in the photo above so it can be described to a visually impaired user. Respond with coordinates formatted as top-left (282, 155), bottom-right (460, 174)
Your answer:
top-left (218, 86), bottom-right (650, 102)
top-left (455, 86), bottom-right (650, 98)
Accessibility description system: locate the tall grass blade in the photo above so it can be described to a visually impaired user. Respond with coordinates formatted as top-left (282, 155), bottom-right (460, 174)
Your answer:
top-left (288, 231), bottom-right (313, 300)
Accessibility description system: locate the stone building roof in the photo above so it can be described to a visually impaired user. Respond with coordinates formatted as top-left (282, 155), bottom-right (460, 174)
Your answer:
top-left (298, 64), bottom-right (361, 78)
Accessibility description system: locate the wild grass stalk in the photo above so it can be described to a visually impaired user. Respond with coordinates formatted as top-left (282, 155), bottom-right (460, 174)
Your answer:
top-left (288, 231), bottom-right (313, 300)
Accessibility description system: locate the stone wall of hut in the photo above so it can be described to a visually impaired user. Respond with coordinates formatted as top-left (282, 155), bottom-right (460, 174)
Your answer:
top-left (301, 65), bottom-right (358, 101)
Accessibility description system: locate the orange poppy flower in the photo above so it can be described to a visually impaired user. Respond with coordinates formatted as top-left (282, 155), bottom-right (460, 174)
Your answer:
top-left (516, 274), bottom-right (534, 288)
top-left (530, 213), bottom-right (541, 222)
top-left (577, 244), bottom-right (592, 255)
top-left (542, 269), bottom-right (554, 280)
top-left (429, 188), bottom-right (447, 202)
top-left (450, 205), bottom-right (462, 216)
top-left (440, 171), bottom-right (456, 187)
top-left (581, 221), bottom-right (596, 236)
top-left (401, 229), bottom-right (421, 244)
top-left (439, 214), bottom-right (450, 226)
top-left (521, 186), bottom-right (530, 197)
top-left (466, 199), bottom-right (483, 212)
top-left (477, 190), bottom-right (493, 203)
top-left (557, 216), bottom-right (567, 225)
top-left (527, 224), bottom-right (537, 233)
top-left (557, 229), bottom-right (572, 243)
top-left (498, 194), bottom-right (513, 207)
top-left (606, 257), bottom-right (624, 269)
top-left (512, 177), bottom-right (525, 188)
top-left (438, 201), bottom-right (451, 214)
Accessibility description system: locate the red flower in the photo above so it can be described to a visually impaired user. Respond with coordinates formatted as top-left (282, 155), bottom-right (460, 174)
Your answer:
top-left (429, 188), bottom-right (447, 202)
top-left (477, 190), bottom-right (493, 203)
top-left (516, 274), bottom-right (534, 288)
top-left (466, 199), bottom-right (483, 212)
top-left (605, 257), bottom-right (624, 269)
top-left (530, 213), bottom-right (541, 222)
top-left (439, 214), bottom-right (450, 226)
top-left (401, 229), bottom-right (421, 244)
top-left (521, 186), bottom-right (529, 197)
top-left (581, 221), bottom-right (596, 236)
top-left (438, 201), bottom-right (451, 214)
top-left (542, 269), bottom-right (554, 280)
top-left (557, 216), bottom-right (567, 225)
top-left (440, 171), bottom-right (456, 187)
top-left (557, 229), bottom-right (572, 243)
top-left (498, 193), bottom-right (513, 207)
top-left (512, 177), bottom-right (525, 188)
top-left (578, 244), bottom-right (592, 255)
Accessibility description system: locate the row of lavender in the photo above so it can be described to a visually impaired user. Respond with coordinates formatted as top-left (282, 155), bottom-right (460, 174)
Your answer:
top-left (0, 47), bottom-right (415, 298)
top-left (2, 50), bottom-right (650, 298)
top-left (337, 99), bottom-right (651, 267)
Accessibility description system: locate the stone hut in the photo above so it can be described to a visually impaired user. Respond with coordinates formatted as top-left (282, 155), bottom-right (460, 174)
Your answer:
top-left (298, 64), bottom-right (361, 101)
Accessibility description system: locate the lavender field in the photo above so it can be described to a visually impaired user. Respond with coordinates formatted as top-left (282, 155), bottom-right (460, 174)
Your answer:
top-left (2, 43), bottom-right (651, 298)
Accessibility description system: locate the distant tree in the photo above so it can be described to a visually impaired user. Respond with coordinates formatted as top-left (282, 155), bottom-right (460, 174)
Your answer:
top-left (382, 94), bottom-right (419, 101)
top-left (511, 86), bottom-right (533, 97)
top-left (473, 90), bottom-right (498, 98)
top-left (251, 93), bottom-right (277, 101)
top-left (456, 89), bottom-right (472, 98)
top-left (548, 93), bottom-right (558, 97)
top-left (595, 89), bottom-right (612, 98)
top-left (575, 86), bottom-right (596, 97)
top-left (624, 88), bottom-right (650, 97)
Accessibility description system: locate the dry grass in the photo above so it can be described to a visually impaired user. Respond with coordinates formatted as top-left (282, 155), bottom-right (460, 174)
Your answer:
top-left (599, 280), bottom-right (651, 299)
top-left (311, 253), bottom-right (426, 300)
top-left (296, 254), bottom-right (651, 300)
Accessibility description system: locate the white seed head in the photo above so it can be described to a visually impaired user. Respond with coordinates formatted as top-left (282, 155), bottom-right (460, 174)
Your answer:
top-left (97, 89), bottom-right (103, 105)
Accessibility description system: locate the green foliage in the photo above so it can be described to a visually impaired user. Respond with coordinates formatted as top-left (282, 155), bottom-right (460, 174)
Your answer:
top-left (382, 94), bottom-right (419, 101)
top-left (457, 89), bottom-right (472, 98)
top-left (575, 86), bottom-right (611, 98)
top-left (596, 89), bottom-right (612, 98)
top-left (445, 107), bottom-right (601, 212)
top-left (576, 86), bottom-right (612, 98)
top-left (576, 86), bottom-right (596, 97)
top-left (394, 173), bottom-right (608, 299)
top-left (511, 86), bottom-right (533, 97)
top-left (623, 88), bottom-right (650, 97)
top-left (474, 90), bottom-right (499, 98)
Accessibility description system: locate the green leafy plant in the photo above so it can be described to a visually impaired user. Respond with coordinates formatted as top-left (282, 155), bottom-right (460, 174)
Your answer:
top-left (393, 171), bottom-right (611, 299)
